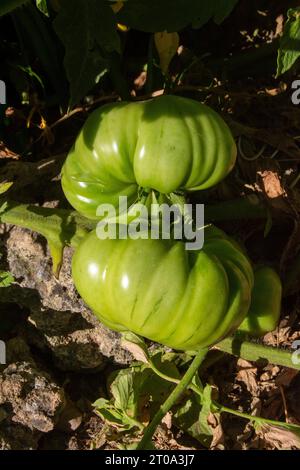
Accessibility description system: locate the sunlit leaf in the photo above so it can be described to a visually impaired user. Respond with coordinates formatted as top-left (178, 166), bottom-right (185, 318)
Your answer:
top-left (277, 8), bottom-right (300, 76)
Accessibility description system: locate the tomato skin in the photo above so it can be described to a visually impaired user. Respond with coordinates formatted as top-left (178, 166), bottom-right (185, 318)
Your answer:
top-left (62, 95), bottom-right (236, 219)
top-left (72, 227), bottom-right (253, 350)
top-left (238, 267), bottom-right (282, 337)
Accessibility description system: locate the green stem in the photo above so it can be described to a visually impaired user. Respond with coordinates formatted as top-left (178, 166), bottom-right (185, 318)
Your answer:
top-left (145, 34), bottom-right (154, 95)
top-left (214, 403), bottom-right (300, 432)
top-left (215, 335), bottom-right (300, 371)
top-left (0, 200), bottom-right (95, 274)
top-left (205, 196), bottom-right (268, 222)
top-left (137, 348), bottom-right (208, 450)
top-left (148, 354), bottom-right (300, 434)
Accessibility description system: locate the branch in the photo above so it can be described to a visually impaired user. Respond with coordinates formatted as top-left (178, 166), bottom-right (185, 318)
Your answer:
top-left (0, 199), bottom-right (95, 275)
top-left (215, 335), bottom-right (300, 371)
top-left (136, 348), bottom-right (208, 450)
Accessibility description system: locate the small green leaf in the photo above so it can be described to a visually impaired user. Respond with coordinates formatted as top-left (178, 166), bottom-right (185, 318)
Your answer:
top-left (35, 0), bottom-right (49, 16)
top-left (0, 182), bottom-right (13, 195)
top-left (94, 398), bottom-right (133, 428)
top-left (0, 202), bottom-right (8, 215)
top-left (17, 65), bottom-right (45, 90)
top-left (277, 8), bottom-right (300, 76)
top-left (0, 271), bottom-right (14, 288)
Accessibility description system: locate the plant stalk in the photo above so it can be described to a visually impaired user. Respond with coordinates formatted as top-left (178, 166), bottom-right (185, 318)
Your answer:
top-left (215, 336), bottom-right (300, 371)
top-left (136, 348), bottom-right (208, 450)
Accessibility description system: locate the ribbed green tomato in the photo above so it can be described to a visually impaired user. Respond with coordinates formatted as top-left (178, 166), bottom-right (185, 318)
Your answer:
top-left (62, 95), bottom-right (237, 219)
top-left (72, 226), bottom-right (254, 350)
top-left (239, 267), bottom-right (282, 337)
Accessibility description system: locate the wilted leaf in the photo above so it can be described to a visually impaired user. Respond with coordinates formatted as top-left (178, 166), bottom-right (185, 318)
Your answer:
top-left (256, 423), bottom-right (300, 449)
top-left (236, 358), bottom-right (258, 395)
top-left (277, 8), bottom-right (300, 76)
top-left (110, 1), bottom-right (124, 14)
top-left (121, 331), bottom-right (150, 364)
top-left (154, 31), bottom-right (179, 74)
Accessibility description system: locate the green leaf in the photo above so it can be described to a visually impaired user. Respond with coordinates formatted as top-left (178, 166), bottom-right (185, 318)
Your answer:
top-left (110, 368), bottom-right (140, 417)
top-left (213, 0), bottom-right (239, 25)
top-left (93, 397), bottom-right (134, 428)
top-left (54, 0), bottom-right (120, 106)
top-left (198, 384), bottom-right (214, 447)
top-left (191, 3), bottom-right (215, 30)
top-left (117, 0), bottom-right (239, 33)
top-left (35, 0), bottom-right (49, 16)
top-left (174, 384), bottom-right (217, 448)
top-left (17, 65), bottom-right (45, 90)
top-left (0, 271), bottom-right (14, 288)
top-left (0, 182), bottom-right (13, 195)
top-left (277, 8), bottom-right (300, 76)
top-left (94, 355), bottom-right (177, 431)
top-left (0, 0), bottom-right (29, 17)
top-left (0, 202), bottom-right (8, 215)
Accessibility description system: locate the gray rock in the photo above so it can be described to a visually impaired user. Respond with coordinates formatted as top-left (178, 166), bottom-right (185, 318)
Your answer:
top-left (0, 360), bottom-right (65, 449)
top-left (5, 226), bottom-right (131, 370)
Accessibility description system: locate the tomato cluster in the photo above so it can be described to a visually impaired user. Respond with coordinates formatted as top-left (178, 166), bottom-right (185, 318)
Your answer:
top-left (62, 95), bottom-right (282, 350)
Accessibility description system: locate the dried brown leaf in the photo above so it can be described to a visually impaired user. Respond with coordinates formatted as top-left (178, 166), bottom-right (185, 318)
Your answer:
top-left (237, 359), bottom-right (259, 395)
top-left (256, 424), bottom-right (300, 450)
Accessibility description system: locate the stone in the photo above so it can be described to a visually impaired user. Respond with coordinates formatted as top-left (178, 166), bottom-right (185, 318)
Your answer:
top-left (0, 360), bottom-right (65, 449)
top-left (4, 226), bottom-right (131, 370)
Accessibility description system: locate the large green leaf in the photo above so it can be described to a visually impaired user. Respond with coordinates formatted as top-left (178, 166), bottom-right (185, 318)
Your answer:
top-left (116, 0), bottom-right (239, 33)
top-left (277, 7), bottom-right (300, 76)
top-left (54, 0), bottom-right (120, 106)
top-left (214, 0), bottom-right (239, 24)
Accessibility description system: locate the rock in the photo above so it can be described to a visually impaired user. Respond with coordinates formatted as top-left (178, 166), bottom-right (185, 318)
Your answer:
top-left (0, 422), bottom-right (39, 450)
top-left (5, 337), bottom-right (32, 364)
top-left (0, 361), bottom-right (65, 449)
top-left (5, 226), bottom-right (131, 370)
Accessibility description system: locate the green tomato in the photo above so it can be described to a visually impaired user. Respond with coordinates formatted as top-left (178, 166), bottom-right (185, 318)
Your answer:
top-left (62, 95), bottom-right (237, 219)
top-left (238, 266), bottom-right (282, 336)
top-left (72, 226), bottom-right (253, 350)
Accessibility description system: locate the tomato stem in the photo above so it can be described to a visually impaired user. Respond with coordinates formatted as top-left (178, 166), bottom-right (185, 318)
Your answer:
top-left (0, 199), bottom-right (95, 273)
top-left (214, 335), bottom-right (300, 371)
top-left (136, 348), bottom-right (208, 450)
